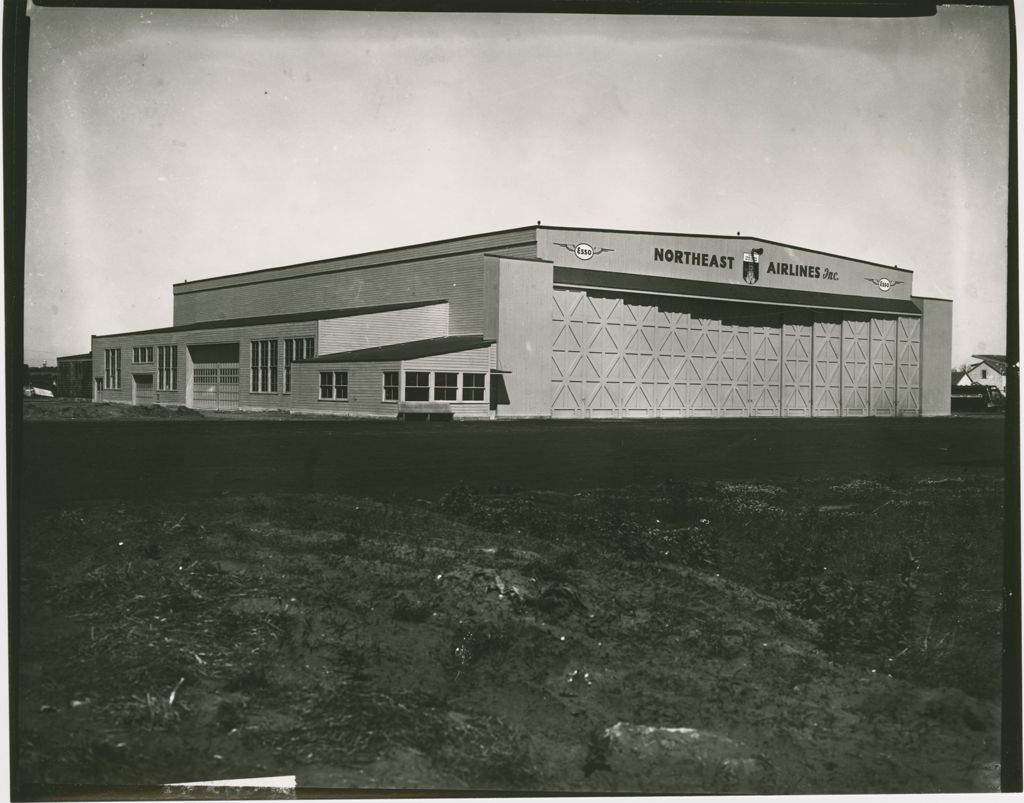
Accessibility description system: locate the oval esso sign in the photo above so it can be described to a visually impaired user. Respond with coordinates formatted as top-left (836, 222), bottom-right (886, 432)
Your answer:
top-left (574, 243), bottom-right (595, 260)
top-left (877, 278), bottom-right (893, 291)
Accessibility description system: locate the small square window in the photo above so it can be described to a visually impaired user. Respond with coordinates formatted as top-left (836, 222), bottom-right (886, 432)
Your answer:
top-left (462, 373), bottom-right (485, 402)
top-left (319, 371), bottom-right (348, 400)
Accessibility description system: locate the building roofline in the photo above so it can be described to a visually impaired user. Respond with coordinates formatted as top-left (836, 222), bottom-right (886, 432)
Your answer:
top-left (93, 299), bottom-right (447, 340)
top-left (538, 225), bottom-right (915, 274)
top-left (173, 225), bottom-right (540, 288)
top-left (57, 353), bottom-right (94, 361)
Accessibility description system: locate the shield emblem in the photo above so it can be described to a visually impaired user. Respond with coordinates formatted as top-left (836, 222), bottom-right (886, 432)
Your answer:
top-left (743, 257), bottom-right (759, 285)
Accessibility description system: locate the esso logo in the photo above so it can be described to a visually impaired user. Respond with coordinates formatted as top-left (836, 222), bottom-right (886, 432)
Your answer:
top-left (574, 243), bottom-right (595, 260)
top-left (877, 278), bottom-right (893, 292)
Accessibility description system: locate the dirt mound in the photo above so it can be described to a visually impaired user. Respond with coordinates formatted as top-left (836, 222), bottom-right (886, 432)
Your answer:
top-left (23, 400), bottom-right (203, 420)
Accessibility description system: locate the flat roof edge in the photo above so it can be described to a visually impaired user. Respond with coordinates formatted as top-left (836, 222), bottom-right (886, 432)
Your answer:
top-left (173, 225), bottom-right (539, 288)
top-left (539, 225), bottom-right (914, 274)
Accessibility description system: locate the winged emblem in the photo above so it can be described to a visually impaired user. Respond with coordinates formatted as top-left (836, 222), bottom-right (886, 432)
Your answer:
top-left (554, 242), bottom-right (614, 261)
top-left (866, 277), bottom-right (904, 292)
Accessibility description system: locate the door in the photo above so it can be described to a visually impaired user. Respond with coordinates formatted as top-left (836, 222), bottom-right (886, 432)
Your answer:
top-left (132, 374), bottom-right (155, 405)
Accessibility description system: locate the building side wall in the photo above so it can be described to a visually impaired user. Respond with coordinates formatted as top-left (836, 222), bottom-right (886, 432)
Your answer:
top-left (173, 237), bottom-right (537, 328)
top-left (318, 303), bottom-right (449, 355)
top-left (93, 321), bottom-right (320, 408)
top-left (290, 360), bottom-right (400, 417)
top-left (493, 257), bottom-right (555, 417)
top-left (916, 297), bottom-right (953, 416)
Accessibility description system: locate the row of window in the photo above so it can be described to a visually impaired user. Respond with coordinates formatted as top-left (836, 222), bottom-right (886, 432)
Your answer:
top-left (104, 346), bottom-right (178, 390)
top-left (318, 371), bottom-right (487, 403)
top-left (106, 343), bottom-right (484, 404)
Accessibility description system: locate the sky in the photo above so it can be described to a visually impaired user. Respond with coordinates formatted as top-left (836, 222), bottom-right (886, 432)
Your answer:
top-left (23, 5), bottom-right (1010, 367)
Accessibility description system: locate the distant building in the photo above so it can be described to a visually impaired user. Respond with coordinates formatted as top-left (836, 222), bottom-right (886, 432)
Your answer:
top-left (57, 353), bottom-right (94, 399)
top-left (959, 354), bottom-right (1007, 394)
top-left (88, 225), bottom-right (953, 418)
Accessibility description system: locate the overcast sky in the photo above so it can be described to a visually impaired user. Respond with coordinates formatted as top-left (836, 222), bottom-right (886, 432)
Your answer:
top-left (24, 5), bottom-right (1009, 366)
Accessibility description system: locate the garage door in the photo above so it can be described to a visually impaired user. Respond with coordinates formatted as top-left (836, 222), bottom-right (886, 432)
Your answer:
top-left (192, 366), bottom-right (239, 410)
top-left (188, 343), bottom-right (240, 411)
top-left (132, 374), bottom-right (154, 405)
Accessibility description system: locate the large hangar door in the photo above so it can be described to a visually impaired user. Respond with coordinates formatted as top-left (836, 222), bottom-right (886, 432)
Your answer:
top-left (749, 314), bottom-right (782, 416)
top-left (896, 317), bottom-right (921, 416)
top-left (812, 317), bottom-right (842, 416)
top-left (654, 308), bottom-right (687, 417)
top-left (717, 315), bottom-right (751, 417)
top-left (841, 317), bottom-right (871, 415)
top-left (551, 291), bottom-right (585, 418)
top-left (189, 343), bottom-right (240, 411)
top-left (782, 312), bottom-right (813, 416)
top-left (870, 318), bottom-right (897, 416)
top-left (686, 302), bottom-right (722, 416)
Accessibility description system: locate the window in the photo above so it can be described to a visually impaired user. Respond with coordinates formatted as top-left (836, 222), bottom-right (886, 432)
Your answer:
top-left (462, 373), bottom-right (486, 402)
top-left (157, 345), bottom-right (177, 390)
top-left (284, 337), bottom-right (315, 393)
top-left (251, 340), bottom-right (278, 393)
top-left (434, 372), bottom-right (458, 401)
top-left (981, 369), bottom-right (988, 379)
top-left (404, 372), bottom-right (429, 401)
top-left (319, 371), bottom-right (348, 400)
top-left (132, 346), bottom-right (153, 364)
top-left (104, 349), bottom-right (121, 389)
top-left (383, 371), bottom-right (399, 402)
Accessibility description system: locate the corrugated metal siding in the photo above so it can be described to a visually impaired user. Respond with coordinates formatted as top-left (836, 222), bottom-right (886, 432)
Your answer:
top-left (173, 238), bottom-right (537, 328)
top-left (318, 303), bottom-right (449, 355)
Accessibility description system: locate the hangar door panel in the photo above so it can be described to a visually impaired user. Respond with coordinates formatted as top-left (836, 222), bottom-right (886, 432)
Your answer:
top-left (870, 317), bottom-right (897, 416)
top-left (551, 290), bottom-right (585, 418)
top-left (717, 317), bottom-right (751, 417)
top-left (686, 303), bottom-right (722, 417)
top-left (841, 317), bottom-right (870, 416)
top-left (749, 314), bottom-right (782, 417)
top-left (582, 294), bottom-right (622, 417)
top-left (896, 316), bottom-right (921, 416)
top-left (812, 317), bottom-right (842, 416)
top-left (782, 312), bottom-right (813, 416)
top-left (621, 301), bottom-right (657, 418)
top-left (654, 309), bottom-right (688, 417)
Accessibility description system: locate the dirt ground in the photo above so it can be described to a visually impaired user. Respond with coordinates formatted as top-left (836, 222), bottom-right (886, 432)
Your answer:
top-left (13, 408), bottom-right (1008, 796)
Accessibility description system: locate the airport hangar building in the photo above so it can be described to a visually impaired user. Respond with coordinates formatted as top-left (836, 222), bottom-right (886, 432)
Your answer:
top-left (90, 225), bottom-right (953, 420)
